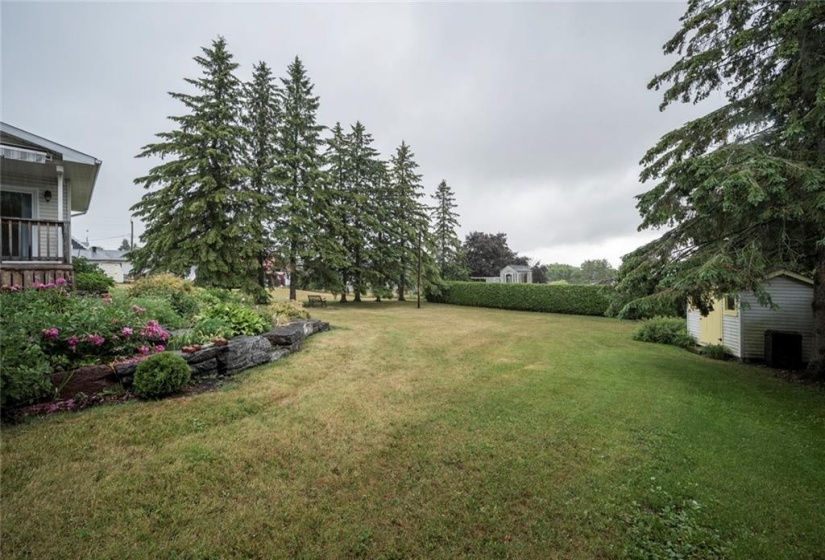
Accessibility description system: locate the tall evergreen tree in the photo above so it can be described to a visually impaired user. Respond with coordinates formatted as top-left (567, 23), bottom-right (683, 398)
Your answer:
top-left (430, 180), bottom-right (465, 280)
top-left (340, 121), bottom-right (383, 303)
top-left (275, 56), bottom-right (325, 301)
top-left (387, 141), bottom-right (429, 300)
top-left (626, 0), bottom-right (825, 375)
top-left (130, 36), bottom-right (256, 289)
top-left (242, 61), bottom-right (281, 296)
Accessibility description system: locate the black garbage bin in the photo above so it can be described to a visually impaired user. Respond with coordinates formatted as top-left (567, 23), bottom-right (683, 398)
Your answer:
top-left (764, 330), bottom-right (803, 369)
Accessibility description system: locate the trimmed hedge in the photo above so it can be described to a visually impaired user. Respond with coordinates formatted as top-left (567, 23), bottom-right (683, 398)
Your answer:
top-left (428, 281), bottom-right (613, 316)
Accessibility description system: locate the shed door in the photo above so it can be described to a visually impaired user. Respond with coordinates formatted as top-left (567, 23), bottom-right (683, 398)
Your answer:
top-left (699, 299), bottom-right (724, 345)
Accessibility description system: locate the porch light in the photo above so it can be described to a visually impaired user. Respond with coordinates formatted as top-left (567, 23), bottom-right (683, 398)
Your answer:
top-left (43, 190), bottom-right (52, 203)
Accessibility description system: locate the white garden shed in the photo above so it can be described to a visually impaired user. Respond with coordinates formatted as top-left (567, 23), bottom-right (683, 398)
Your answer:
top-left (686, 271), bottom-right (814, 362)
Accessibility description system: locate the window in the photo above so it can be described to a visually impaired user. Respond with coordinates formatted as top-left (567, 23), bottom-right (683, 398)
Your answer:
top-left (724, 295), bottom-right (738, 316)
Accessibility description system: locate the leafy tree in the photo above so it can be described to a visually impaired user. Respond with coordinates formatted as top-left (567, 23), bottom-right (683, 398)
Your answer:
top-left (431, 180), bottom-right (465, 280)
top-left (574, 259), bottom-right (617, 285)
top-left (531, 260), bottom-right (548, 284)
top-left (118, 239), bottom-right (131, 252)
top-left (464, 232), bottom-right (521, 277)
top-left (242, 60), bottom-right (281, 296)
top-left (275, 56), bottom-right (325, 301)
top-left (627, 0), bottom-right (825, 375)
top-left (131, 37), bottom-right (257, 291)
top-left (545, 263), bottom-right (578, 283)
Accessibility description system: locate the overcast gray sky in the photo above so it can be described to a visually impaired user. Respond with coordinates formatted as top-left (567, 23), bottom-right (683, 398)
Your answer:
top-left (1, 1), bottom-right (706, 267)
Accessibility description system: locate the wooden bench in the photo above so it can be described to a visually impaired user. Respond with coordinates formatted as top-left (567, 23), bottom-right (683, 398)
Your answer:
top-left (306, 295), bottom-right (327, 308)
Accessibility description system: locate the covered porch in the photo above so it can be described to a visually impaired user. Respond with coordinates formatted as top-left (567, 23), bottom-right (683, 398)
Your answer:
top-left (0, 122), bottom-right (101, 288)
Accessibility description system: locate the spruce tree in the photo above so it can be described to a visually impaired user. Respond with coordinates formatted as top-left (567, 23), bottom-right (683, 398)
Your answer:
top-left (387, 141), bottom-right (429, 301)
top-left (431, 180), bottom-right (465, 280)
top-left (275, 56), bottom-right (325, 301)
top-left (627, 0), bottom-right (825, 375)
top-left (242, 61), bottom-right (281, 295)
top-left (131, 36), bottom-right (256, 289)
top-left (340, 121), bottom-right (383, 303)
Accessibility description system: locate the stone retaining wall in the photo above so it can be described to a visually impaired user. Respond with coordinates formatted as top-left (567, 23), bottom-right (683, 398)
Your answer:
top-left (51, 319), bottom-right (330, 399)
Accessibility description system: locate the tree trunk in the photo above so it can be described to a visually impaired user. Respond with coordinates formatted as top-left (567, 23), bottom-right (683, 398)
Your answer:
top-left (339, 271), bottom-right (348, 303)
top-left (810, 247), bottom-right (825, 379)
top-left (398, 275), bottom-right (405, 301)
top-left (257, 255), bottom-right (266, 290)
top-left (354, 248), bottom-right (361, 302)
top-left (289, 254), bottom-right (297, 302)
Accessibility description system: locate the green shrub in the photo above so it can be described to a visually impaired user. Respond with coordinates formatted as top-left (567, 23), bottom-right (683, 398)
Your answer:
top-left (633, 317), bottom-right (695, 349)
top-left (0, 342), bottom-right (54, 408)
top-left (699, 344), bottom-right (729, 360)
top-left (75, 271), bottom-right (115, 293)
top-left (129, 296), bottom-right (187, 329)
top-left (73, 257), bottom-right (115, 293)
top-left (193, 316), bottom-right (234, 338)
top-left (427, 281), bottom-right (613, 316)
top-left (133, 352), bottom-right (191, 398)
top-left (130, 273), bottom-right (193, 299)
top-left (199, 302), bottom-right (269, 336)
top-left (170, 292), bottom-right (199, 318)
top-left (268, 301), bottom-right (310, 326)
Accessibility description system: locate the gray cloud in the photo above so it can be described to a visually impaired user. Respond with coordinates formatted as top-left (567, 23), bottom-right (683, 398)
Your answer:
top-left (1, 1), bottom-right (705, 264)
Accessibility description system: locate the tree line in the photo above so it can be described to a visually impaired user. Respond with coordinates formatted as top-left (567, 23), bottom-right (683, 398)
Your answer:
top-left (129, 37), bottom-right (465, 302)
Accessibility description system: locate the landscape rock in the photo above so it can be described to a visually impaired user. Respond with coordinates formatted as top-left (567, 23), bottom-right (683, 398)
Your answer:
top-left (182, 344), bottom-right (225, 365)
top-left (189, 357), bottom-right (219, 377)
top-left (218, 335), bottom-right (273, 375)
top-left (264, 324), bottom-right (307, 346)
top-left (51, 365), bottom-right (119, 400)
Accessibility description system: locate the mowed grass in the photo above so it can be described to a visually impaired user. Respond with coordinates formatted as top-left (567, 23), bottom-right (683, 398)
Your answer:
top-left (2, 293), bottom-right (824, 559)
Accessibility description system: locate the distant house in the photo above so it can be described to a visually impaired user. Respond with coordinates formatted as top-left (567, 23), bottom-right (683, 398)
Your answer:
top-left (470, 264), bottom-right (533, 284)
top-left (500, 264), bottom-right (532, 284)
top-left (686, 270), bottom-right (814, 365)
top-left (73, 243), bottom-right (132, 283)
top-left (0, 122), bottom-right (101, 288)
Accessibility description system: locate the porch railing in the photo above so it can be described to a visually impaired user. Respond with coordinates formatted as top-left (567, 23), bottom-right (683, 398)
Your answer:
top-left (1, 218), bottom-right (69, 263)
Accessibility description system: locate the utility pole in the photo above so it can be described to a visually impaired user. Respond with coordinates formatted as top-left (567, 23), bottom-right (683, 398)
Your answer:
top-left (417, 229), bottom-right (422, 309)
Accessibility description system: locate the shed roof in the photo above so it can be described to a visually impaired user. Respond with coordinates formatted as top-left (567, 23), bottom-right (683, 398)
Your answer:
top-left (503, 264), bottom-right (532, 272)
top-left (766, 270), bottom-right (813, 286)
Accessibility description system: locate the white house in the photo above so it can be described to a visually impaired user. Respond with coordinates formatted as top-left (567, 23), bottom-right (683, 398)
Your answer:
top-left (500, 264), bottom-right (532, 284)
top-left (0, 122), bottom-right (101, 288)
top-left (73, 243), bottom-right (132, 283)
top-left (470, 264), bottom-right (533, 284)
top-left (686, 271), bottom-right (814, 364)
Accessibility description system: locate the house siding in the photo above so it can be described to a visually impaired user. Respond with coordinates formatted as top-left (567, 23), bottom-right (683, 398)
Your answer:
top-left (722, 314), bottom-right (742, 358)
top-left (686, 308), bottom-right (701, 341)
top-left (740, 277), bottom-right (814, 361)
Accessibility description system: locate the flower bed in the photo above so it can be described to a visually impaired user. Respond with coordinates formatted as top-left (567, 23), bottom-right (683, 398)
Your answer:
top-left (1, 276), bottom-right (325, 414)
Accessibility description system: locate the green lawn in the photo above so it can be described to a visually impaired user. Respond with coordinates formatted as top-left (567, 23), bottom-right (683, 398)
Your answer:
top-left (2, 297), bottom-right (824, 559)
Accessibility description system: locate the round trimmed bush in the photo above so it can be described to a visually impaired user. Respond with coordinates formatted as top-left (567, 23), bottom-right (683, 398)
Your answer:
top-left (133, 352), bottom-right (190, 399)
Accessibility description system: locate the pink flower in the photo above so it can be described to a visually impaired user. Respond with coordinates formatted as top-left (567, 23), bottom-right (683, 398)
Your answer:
top-left (153, 345), bottom-right (165, 353)
top-left (10, 285), bottom-right (20, 292)
top-left (121, 327), bottom-right (133, 337)
top-left (140, 320), bottom-right (169, 342)
top-left (67, 335), bottom-right (79, 348)
top-left (32, 281), bottom-right (44, 289)
top-left (102, 294), bottom-right (113, 304)
top-left (85, 334), bottom-right (105, 346)
top-left (131, 305), bottom-right (146, 315)
top-left (41, 327), bottom-right (59, 340)
top-left (137, 345), bottom-right (150, 355)
top-left (44, 282), bottom-right (55, 289)
top-left (56, 278), bottom-right (68, 286)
